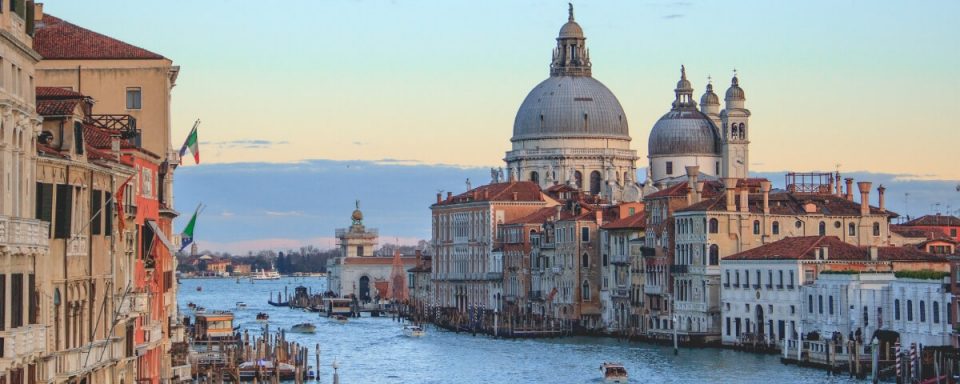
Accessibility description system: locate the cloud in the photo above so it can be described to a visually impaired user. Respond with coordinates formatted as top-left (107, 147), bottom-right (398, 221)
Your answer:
top-left (352, 141), bottom-right (364, 146)
top-left (199, 139), bottom-right (289, 149)
top-left (220, 210), bottom-right (235, 218)
top-left (373, 158), bottom-right (423, 165)
top-left (264, 210), bottom-right (305, 217)
top-left (663, 14), bottom-right (684, 19)
top-left (193, 236), bottom-right (422, 255)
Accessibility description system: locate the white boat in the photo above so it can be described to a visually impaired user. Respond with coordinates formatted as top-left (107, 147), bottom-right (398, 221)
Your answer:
top-left (251, 268), bottom-right (281, 280)
top-left (600, 362), bottom-right (628, 383)
top-left (290, 323), bottom-right (317, 333)
top-left (403, 325), bottom-right (425, 337)
top-left (235, 302), bottom-right (247, 310)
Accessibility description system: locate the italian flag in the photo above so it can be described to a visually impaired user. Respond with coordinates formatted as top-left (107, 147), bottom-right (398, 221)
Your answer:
top-left (179, 120), bottom-right (200, 164)
top-left (179, 205), bottom-right (200, 252)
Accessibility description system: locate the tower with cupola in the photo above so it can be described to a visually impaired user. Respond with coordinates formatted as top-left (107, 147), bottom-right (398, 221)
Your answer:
top-left (719, 73), bottom-right (751, 179)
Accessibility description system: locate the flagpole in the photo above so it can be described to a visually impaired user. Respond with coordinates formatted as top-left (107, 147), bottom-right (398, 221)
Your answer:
top-left (70, 173), bottom-right (135, 239)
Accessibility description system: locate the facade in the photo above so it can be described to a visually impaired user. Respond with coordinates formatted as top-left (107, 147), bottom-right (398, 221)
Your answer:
top-left (407, 251), bottom-right (432, 314)
top-left (326, 203), bottom-right (417, 302)
top-left (599, 212), bottom-right (645, 333)
top-left (900, 215), bottom-right (960, 243)
top-left (0, 3), bottom-right (48, 382)
top-left (431, 182), bottom-right (557, 319)
top-left (504, 6), bottom-right (641, 202)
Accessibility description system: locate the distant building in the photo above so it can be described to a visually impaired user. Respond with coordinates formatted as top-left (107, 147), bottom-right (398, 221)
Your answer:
top-left (327, 202), bottom-right (416, 301)
top-left (232, 263), bottom-right (252, 276)
top-left (899, 214), bottom-right (960, 244)
top-left (407, 251), bottom-right (432, 312)
top-left (206, 260), bottom-right (230, 275)
top-left (599, 211), bottom-right (646, 332)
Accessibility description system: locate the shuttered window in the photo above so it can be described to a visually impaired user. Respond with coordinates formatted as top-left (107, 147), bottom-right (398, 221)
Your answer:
top-left (74, 121), bottom-right (84, 155)
top-left (54, 184), bottom-right (73, 239)
top-left (105, 192), bottom-right (113, 235)
top-left (90, 190), bottom-right (102, 235)
top-left (141, 223), bottom-right (154, 260)
top-left (28, 274), bottom-right (36, 324)
top-left (36, 182), bottom-right (53, 237)
top-left (0, 274), bottom-right (5, 331)
top-left (11, 274), bottom-right (22, 328)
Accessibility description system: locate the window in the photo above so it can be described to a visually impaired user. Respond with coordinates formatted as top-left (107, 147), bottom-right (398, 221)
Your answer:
top-left (726, 317), bottom-right (730, 336)
top-left (934, 301), bottom-right (940, 324)
top-left (808, 295), bottom-right (813, 313)
top-left (849, 223), bottom-right (856, 236)
top-left (863, 306), bottom-right (869, 327)
top-left (951, 228), bottom-right (958, 238)
top-left (818, 221), bottom-right (826, 236)
top-left (530, 171), bottom-right (539, 184)
top-left (709, 218), bottom-right (719, 234)
top-left (709, 245), bottom-right (719, 265)
top-left (581, 227), bottom-right (589, 242)
top-left (105, 192), bottom-right (113, 235)
top-left (73, 121), bottom-right (84, 155)
top-left (788, 270), bottom-right (794, 288)
top-left (357, 245), bottom-right (364, 257)
top-left (0, 275), bottom-right (4, 331)
top-left (666, 161), bottom-right (673, 175)
top-left (828, 296), bottom-right (834, 315)
top-left (778, 270), bottom-right (783, 288)
top-left (753, 220), bottom-right (760, 235)
top-left (54, 184), bottom-right (73, 239)
top-left (873, 222), bottom-right (881, 237)
top-left (895, 299), bottom-right (901, 320)
top-left (735, 271), bottom-right (740, 287)
top-left (126, 87), bottom-right (142, 109)
top-left (724, 271), bottom-right (730, 287)
top-left (907, 300), bottom-right (913, 321)
top-left (920, 301), bottom-right (926, 323)
top-left (795, 220), bottom-right (803, 229)
top-left (602, 254), bottom-right (607, 267)
top-left (772, 221), bottom-right (780, 235)
top-left (11, 274), bottom-right (22, 328)
top-left (581, 280), bottom-right (590, 301)
top-left (589, 171), bottom-right (602, 195)
top-left (834, 221), bottom-right (841, 229)
top-left (581, 253), bottom-right (589, 268)
top-left (35, 182), bottom-right (53, 235)
top-left (818, 295), bottom-right (823, 314)
top-left (90, 190), bottom-right (103, 235)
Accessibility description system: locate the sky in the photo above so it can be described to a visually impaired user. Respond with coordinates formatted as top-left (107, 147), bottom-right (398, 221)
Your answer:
top-left (38, 1), bottom-right (960, 252)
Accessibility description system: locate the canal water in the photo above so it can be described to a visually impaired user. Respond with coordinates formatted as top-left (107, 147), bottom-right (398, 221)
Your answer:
top-left (179, 277), bottom-right (864, 383)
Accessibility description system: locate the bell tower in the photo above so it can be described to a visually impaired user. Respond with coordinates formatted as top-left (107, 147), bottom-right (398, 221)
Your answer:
top-left (720, 72), bottom-right (751, 179)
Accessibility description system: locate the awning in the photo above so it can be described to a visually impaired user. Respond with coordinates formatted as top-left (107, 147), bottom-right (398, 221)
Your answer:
top-left (147, 220), bottom-right (177, 254)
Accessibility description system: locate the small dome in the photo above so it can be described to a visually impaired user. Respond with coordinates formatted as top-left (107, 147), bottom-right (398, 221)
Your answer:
top-left (351, 209), bottom-right (363, 222)
top-left (725, 76), bottom-right (745, 100)
top-left (700, 83), bottom-right (719, 106)
top-left (558, 21), bottom-right (584, 38)
top-left (648, 109), bottom-right (722, 156)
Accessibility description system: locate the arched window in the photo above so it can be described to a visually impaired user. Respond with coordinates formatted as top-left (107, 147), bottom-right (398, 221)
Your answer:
top-left (829, 296), bottom-right (834, 315)
top-left (589, 171), bottom-right (602, 195)
top-left (818, 221), bottom-right (826, 236)
top-left (772, 221), bottom-right (780, 235)
top-left (738, 123), bottom-right (746, 139)
top-left (753, 220), bottom-right (760, 235)
top-left (863, 306), bottom-right (869, 327)
top-left (574, 171), bottom-right (583, 189)
top-left (920, 301), bottom-right (926, 323)
top-left (602, 253), bottom-right (607, 267)
top-left (709, 244), bottom-right (719, 265)
top-left (933, 301), bottom-right (940, 324)
top-left (581, 280), bottom-right (591, 301)
top-left (873, 222), bottom-right (881, 236)
top-left (895, 299), bottom-right (900, 320)
top-left (581, 253), bottom-right (589, 268)
top-left (530, 171), bottom-right (539, 184)
top-left (848, 223), bottom-right (856, 236)
top-left (795, 220), bottom-right (803, 229)
top-left (808, 295), bottom-right (813, 313)
top-left (818, 295), bottom-right (823, 314)
top-left (709, 218), bottom-right (719, 234)
top-left (907, 300), bottom-right (914, 321)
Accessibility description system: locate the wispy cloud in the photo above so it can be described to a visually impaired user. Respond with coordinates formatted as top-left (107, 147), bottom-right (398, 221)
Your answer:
top-left (264, 210), bottom-right (305, 217)
top-left (352, 141), bottom-right (365, 146)
top-left (200, 139), bottom-right (289, 149)
top-left (663, 14), bottom-right (684, 19)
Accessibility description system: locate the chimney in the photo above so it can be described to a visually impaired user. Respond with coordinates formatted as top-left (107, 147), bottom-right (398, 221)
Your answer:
top-left (835, 173), bottom-right (842, 197)
top-left (415, 249), bottom-right (422, 266)
top-left (869, 246), bottom-right (878, 261)
top-left (857, 181), bottom-right (872, 216)
top-left (34, 3), bottom-right (43, 21)
top-left (436, 193), bottom-right (442, 204)
top-left (739, 186), bottom-right (749, 213)
top-left (555, 205), bottom-right (562, 220)
top-left (821, 246), bottom-right (829, 260)
top-left (111, 135), bottom-right (121, 159)
top-left (877, 185), bottom-right (886, 212)
top-left (595, 209), bottom-right (602, 225)
top-left (844, 178), bottom-right (854, 201)
top-left (484, 190), bottom-right (490, 200)
top-left (695, 181), bottom-right (704, 205)
top-left (446, 191), bottom-right (453, 201)
top-left (723, 178), bottom-right (738, 212)
top-left (760, 181), bottom-right (771, 214)
top-left (686, 166), bottom-right (700, 204)
top-left (512, 192), bottom-right (518, 201)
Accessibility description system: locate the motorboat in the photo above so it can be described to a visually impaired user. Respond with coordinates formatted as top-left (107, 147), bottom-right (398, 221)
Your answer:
top-left (403, 325), bottom-right (425, 337)
top-left (251, 268), bottom-right (281, 280)
top-left (256, 312), bottom-right (269, 323)
top-left (195, 306), bottom-right (206, 314)
top-left (238, 361), bottom-right (296, 380)
top-left (333, 315), bottom-right (348, 324)
top-left (236, 302), bottom-right (247, 310)
top-left (290, 323), bottom-right (317, 333)
top-left (600, 362), bottom-right (628, 383)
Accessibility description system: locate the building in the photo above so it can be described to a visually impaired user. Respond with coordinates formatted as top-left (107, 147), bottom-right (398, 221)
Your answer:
top-left (205, 260), bottom-right (230, 276)
top-left (599, 212), bottom-right (645, 333)
top-left (32, 8), bottom-right (186, 383)
top-left (899, 215), bottom-right (960, 243)
top-left (406, 251), bottom-right (432, 316)
top-left (431, 182), bottom-right (557, 321)
top-left (504, 5), bottom-right (642, 202)
top-left (0, 2), bottom-right (49, 382)
top-left (720, 235), bottom-right (949, 348)
top-left (326, 202), bottom-right (417, 302)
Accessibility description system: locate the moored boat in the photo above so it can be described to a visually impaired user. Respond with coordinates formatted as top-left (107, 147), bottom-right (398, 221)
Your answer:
top-left (256, 312), bottom-right (269, 323)
top-left (238, 361), bottom-right (297, 380)
top-left (600, 362), bottom-right (628, 383)
top-left (250, 268), bottom-right (281, 280)
top-left (236, 302), bottom-right (247, 310)
top-left (333, 315), bottom-right (348, 324)
top-left (290, 323), bottom-right (316, 333)
top-left (402, 325), bottom-right (425, 337)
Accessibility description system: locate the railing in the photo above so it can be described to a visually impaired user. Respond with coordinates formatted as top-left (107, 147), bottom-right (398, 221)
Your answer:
top-left (171, 364), bottom-right (191, 381)
top-left (612, 288), bottom-right (629, 298)
top-left (335, 228), bottom-right (378, 238)
top-left (669, 265), bottom-right (688, 274)
top-left (67, 235), bottom-right (88, 257)
top-left (610, 255), bottom-right (630, 265)
top-left (47, 337), bottom-right (124, 379)
top-left (528, 290), bottom-right (542, 300)
top-left (0, 216), bottom-right (49, 249)
top-left (643, 284), bottom-right (664, 295)
top-left (1, 325), bottom-right (47, 362)
top-left (504, 148), bottom-right (637, 159)
top-left (485, 272), bottom-right (503, 281)
top-left (550, 267), bottom-right (562, 275)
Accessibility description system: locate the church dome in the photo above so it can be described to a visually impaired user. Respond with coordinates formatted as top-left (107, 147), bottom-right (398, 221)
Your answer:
top-left (700, 83), bottom-right (720, 106)
top-left (512, 76), bottom-right (629, 141)
top-left (648, 109), bottom-right (722, 156)
top-left (558, 21), bottom-right (583, 38)
top-left (725, 75), bottom-right (745, 100)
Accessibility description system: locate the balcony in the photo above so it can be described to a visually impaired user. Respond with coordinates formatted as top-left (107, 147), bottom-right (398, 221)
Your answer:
top-left (484, 272), bottom-right (503, 281)
top-left (170, 364), bottom-right (191, 382)
top-left (0, 216), bottom-right (49, 251)
top-left (612, 288), bottom-right (630, 298)
top-left (67, 235), bottom-right (88, 257)
top-left (45, 337), bottom-right (124, 380)
top-left (0, 325), bottom-right (46, 370)
top-left (669, 265), bottom-right (688, 274)
top-left (643, 284), bottom-right (664, 295)
top-left (550, 267), bottom-right (562, 275)
top-left (528, 290), bottom-right (542, 300)
top-left (610, 255), bottom-right (630, 265)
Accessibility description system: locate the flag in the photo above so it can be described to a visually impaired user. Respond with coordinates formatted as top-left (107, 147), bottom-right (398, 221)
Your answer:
top-left (179, 206), bottom-right (200, 252)
top-left (179, 120), bottom-right (200, 164)
top-left (115, 174), bottom-right (135, 238)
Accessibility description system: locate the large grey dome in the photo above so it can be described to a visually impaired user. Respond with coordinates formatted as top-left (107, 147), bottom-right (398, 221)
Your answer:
top-left (512, 76), bottom-right (629, 141)
top-left (648, 109), bottom-right (721, 156)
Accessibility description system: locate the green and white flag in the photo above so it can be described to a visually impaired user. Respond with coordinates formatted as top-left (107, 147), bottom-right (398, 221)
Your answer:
top-left (179, 205), bottom-right (200, 252)
top-left (179, 119), bottom-right (200, 164)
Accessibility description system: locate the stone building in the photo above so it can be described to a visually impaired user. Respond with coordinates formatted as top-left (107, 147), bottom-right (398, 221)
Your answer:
top-left (599, 212), bottom-right (645, 333)
top-left (327, 202), bottom-right (416, 302)
top-left (0, 2), bottom-right (48, 382)
top-left (504, 5), bottom-right (641, 202)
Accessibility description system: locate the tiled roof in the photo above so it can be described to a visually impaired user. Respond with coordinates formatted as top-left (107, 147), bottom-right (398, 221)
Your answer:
top-left (726, 236), bottom-right (946, 262)
top-left (435, 181), bottom-right (544, 206)
top-left (507, 207), bottom-right (559, 225)
top-left (679, 191), bottom-right (896, 217)
top-left (36, 86), bottom-right (84, 98)
top-left (903, 215), bottom-right (960, 227)
top-left (36, 143), bottom-right (66, 158)
top-left (34, 14), bottom-right (165, 60)
top-left (602, 212), bottom-right (646, 230)
top-left (36, 99), bottom-right (80, 116)
top-left (645, 180), bottom-right (726, 199)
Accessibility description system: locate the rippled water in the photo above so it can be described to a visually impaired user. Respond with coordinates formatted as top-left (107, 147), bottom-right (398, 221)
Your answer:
top-left (179, 277), bottom-right (865, 383)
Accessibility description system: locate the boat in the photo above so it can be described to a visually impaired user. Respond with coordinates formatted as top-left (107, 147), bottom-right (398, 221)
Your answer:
top-left (290, 323), bottom-right (317, 333)
top-left (256, 312), bottom-right (269, 323)
top-left (402, 325), bottom-right (425, 337)
top-left (238, 361), bottom-right (297, 380)
top-left (251, 268), bottom-right (281, 280)
top-left (333, 315), bottom-right (348, 324)
top-left (195, 306), bottom-right (206, 314)
top-left (600, 362), bottom-right (628, 383)
top-left (236, 302), bottom-right (247, 310)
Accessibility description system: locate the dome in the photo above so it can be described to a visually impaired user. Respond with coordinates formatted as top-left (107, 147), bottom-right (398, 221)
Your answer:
top-left (648, 109), bottom-right (722, 156)
top-left (512, 76), bottom-right (629, 141)
top-left (725, 75), bottom-right (745, 100)
top-left (700, 83), bottom-right (719, 106)
top-left (351, 209), bottom-right (363, 222)
top-left (558, 21), bottom-right (583, 38)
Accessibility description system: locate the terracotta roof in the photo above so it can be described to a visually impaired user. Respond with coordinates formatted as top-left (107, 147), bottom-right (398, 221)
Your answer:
top-left (903, 215), bottom-right (960, 227)
top-left (36, 143), bottom-right (66, 158)
top-left (36, 86), bottom-right (84, 98)
top-left (36, 99), bottom-right (80, 116)
top-left (435, 181), bottom-right (544, 206)
top-left (726, 236), bottom-right (947, 262)
top-left (507, 207), bottom-right (559, 225)
top-left (602, 212), bottom-right (646, 230)
top-left (679, 191), bottom-right (896, 217)
top-left (646, 180), bottom-right (726, 199)
top-left (34, 14), bottom-right (165, 60)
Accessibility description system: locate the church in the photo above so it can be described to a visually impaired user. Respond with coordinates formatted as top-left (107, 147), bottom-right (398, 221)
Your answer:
top-left (504, 4), bottom-right (752, 194)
